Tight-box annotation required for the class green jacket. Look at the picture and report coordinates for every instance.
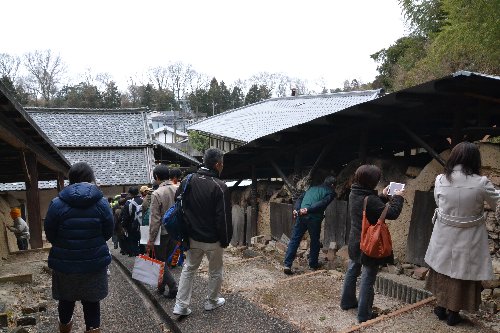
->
[295,184,336,222]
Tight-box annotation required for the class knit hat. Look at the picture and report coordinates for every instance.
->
[140,185,152,194]
[10,208,21,219]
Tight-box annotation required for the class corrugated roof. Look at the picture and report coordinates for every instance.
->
[26,108,149,147]
[188,90,381,143]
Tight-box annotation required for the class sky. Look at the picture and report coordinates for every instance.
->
[2,0,408,92]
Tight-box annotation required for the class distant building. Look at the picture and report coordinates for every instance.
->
[153,125,188,144]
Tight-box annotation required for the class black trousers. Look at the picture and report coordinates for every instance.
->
[58,300,100,330]
[17,238,29,251]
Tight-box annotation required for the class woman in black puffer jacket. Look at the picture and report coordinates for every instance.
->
[45,162,113,333]
[340,164,404,323]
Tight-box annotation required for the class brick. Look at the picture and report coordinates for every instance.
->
[0,274,32,284]
[250,235,264,245]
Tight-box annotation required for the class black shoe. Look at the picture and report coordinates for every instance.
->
[340,302,358,310]
[433,306,447,320]
[447,311,462,326]
[283,266,293,275]
[164,288,178,299]
[309,262,324,270]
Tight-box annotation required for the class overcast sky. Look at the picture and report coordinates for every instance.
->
[2,0,407,91]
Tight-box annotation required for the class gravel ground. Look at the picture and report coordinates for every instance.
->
[112,246,300,333]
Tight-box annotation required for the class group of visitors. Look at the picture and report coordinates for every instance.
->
[37,140,498,331]
[43,148,232,332]
[285,142,499,326]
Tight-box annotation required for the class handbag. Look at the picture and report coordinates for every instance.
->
[131,249,165,287]
[360,196,393,259]
[163,174,193,244]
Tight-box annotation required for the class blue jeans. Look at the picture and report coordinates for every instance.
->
[340,260,378,323]
[283,217,321,268]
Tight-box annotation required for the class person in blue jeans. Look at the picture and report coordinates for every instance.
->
[340,164,404,323]
[283,176,336,274]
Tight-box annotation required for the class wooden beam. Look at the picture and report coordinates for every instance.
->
[57,173,65,192]
[248,164,258,245]
[398,122,446,166]
[22,151,43,249]
[269,159,295,193]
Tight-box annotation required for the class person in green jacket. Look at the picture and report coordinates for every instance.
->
[284,176,336,274]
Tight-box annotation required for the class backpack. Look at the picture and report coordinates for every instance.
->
[166,241,185,268]
[162,174,193,246]
[128,199,143,231]
[360,196,393,259]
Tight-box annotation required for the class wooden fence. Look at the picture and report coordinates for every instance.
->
[406,190,436,266]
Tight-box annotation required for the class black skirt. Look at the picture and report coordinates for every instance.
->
[52,268,108,302]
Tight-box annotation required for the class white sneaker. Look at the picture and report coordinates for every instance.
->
[204,297,225,311]
[173,304,192,316]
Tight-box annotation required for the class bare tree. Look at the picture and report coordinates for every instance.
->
[188,70,210,93]
[148,66,170,91]
[24,50,65,102]
[167,62,196,100]
[0,53,21,82]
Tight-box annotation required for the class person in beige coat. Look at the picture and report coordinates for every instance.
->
[148,164,179,298]
[425,142,499,326]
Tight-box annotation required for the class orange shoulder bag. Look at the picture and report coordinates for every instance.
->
[360,196,393,258]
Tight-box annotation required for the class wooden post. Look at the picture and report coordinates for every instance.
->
[308,143,333,182]
[249,164,258,244]
[398,122,445,166]
[22,152,43,249]
[269,159,295,193]
[56,172,65,192]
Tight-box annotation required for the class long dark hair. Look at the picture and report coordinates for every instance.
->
[444,141,481,182]
[353,164,381,190]
[68,162,96,184]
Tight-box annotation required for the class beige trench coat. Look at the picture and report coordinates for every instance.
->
[425,165,499,281]
[149,180,178,242]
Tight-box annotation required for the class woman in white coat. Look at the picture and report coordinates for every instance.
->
[425,142,499,326]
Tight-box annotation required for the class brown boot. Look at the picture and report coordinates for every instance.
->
[59,320,73,333]
[84,328,100,333]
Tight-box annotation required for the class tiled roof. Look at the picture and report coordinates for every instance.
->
[26,108,149,147]
[0,180,69,191]
[63,148,153,186]
[153,141,200,165]
[188,90,381,143]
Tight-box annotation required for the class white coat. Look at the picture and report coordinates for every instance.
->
[424,165,499,281]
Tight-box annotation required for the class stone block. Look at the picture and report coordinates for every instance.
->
[21,307,37,315]
[482,279,500,290]
[403,268,414,277]
[480,301,498,314]
[275,242,287,253]
[16,316,36,326]
[242,249,260,258]
[280,234,290,245]
[402,263,414,269]
[336,245,349,260]
[0,274,32,284]
[262,235,272,244]
[493,288,500,299]
[412,267,429,280]
[299,240,309,250]
[386,265,402,275]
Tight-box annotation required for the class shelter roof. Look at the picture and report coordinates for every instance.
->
[0,83,70,183]
[153,141,200,166]
[221,71,500,180]
[188,90,382,143]
[26,107,149,147]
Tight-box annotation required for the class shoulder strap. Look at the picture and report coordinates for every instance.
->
[379,203,390,221]
[178,174,193,199]
[363,196,368,212]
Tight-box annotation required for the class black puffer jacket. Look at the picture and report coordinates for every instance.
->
[347,184,404,266]
[177,167,233,247]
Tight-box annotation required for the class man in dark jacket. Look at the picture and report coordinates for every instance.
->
[173,148,233,317]
[121,186,143,256]
[283,176,336,274]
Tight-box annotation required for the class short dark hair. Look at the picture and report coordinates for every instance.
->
[68,162,95,184]
[353,164,381,190]
[323,176,336,187]
[445,141,481,181]
[203,148,224,170]
[169,168,182,179]
[128,186,139,196]
[153,164,169,181]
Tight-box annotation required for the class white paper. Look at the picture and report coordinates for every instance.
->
[140,226,160,245]
[131,256,163,287]
[388,182,405,195]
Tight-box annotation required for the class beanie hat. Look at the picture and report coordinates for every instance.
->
[10,208,21,219]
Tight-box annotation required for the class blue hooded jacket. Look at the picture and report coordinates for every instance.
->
[45,182,114,274]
